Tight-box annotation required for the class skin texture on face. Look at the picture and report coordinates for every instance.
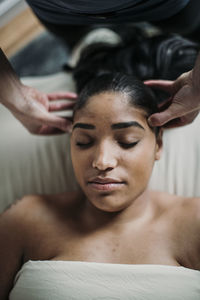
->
[70,91,162,215]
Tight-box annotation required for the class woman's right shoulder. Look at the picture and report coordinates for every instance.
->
[0,195,51,299]
[1,192,74,219]
[1,191,77,215]
[1,194,46,216]
[0,191,82,240]
[0,195,45,232]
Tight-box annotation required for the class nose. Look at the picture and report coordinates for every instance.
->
[92,141,118,171]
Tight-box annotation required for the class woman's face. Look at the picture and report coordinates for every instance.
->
[70,91,162,212]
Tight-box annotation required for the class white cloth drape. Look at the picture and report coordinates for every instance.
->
[9,260,200,300]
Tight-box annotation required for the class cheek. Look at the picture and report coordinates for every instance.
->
[124,142,156,182]
[70,145,91,181]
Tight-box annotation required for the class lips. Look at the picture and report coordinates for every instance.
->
[89,177,124,184]
[87,177,125,191]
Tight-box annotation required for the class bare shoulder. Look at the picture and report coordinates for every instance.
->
[0,195,46,246]
[149,190,183,212]
[1,191,82,237]
[179,196,200,224]
[1,194,46,221]
[1,193,61,235]
[149,191,200,269]
[151,190,199,208]
[0,195,38,255]
[175,196,200,268]
[0,192,81,298]
[153,191,200,222]
[149,190,200,221]
[2,191,79,215]
[0,195,42,299]
[0,195,35,227]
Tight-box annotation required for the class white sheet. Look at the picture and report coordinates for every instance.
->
[9,260,200,300]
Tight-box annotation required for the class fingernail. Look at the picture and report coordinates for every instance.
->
[147,118,153,127]
[71,93,77,97]
[66,124,72,133]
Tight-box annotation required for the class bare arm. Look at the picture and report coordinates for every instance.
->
[0,202,24,299]
[0,48,22,109]
[0,48,77,134]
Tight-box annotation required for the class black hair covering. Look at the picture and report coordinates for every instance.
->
[73,26,199,94]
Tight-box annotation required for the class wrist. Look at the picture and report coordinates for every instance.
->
[0,80,24,111]
[0,48,23,108]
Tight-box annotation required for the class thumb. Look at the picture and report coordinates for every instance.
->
[148,104,181,126]
[40,111,72,131]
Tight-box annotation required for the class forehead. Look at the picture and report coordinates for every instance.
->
[74,91,148,125]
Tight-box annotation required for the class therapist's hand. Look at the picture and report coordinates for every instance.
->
[145,70,200,128]
[0,48,77,134]
[10,85,77,135]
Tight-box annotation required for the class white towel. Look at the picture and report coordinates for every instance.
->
[9,260,200,300]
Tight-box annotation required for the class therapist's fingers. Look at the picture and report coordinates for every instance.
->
[157,97,173,110]
[37,126,67,135]
[148,100,185,127]
[148,105,199,128]
[49,101,75,112]
[35,111,72,132]
[144,80,174,94]
[161,111,199,128]
[47,91,77,100]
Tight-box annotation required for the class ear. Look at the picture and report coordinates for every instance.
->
[155,128,163,161]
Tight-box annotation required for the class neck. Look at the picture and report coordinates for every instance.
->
[80,190,154,231]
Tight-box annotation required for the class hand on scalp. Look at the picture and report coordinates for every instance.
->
[144,70,200,128]
[12,85,77,135]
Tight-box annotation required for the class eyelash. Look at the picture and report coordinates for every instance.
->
[119,141,139,149]
[76,141,139,149]
[76,142,93,148]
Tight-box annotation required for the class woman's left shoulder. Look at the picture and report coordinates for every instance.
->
[180,196,200,224]
[170,194,200,221]
[150,190,200,220]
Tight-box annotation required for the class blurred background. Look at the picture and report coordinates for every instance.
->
[0,0,68,76]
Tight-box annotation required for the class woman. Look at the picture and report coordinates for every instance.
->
[1,28,200,299]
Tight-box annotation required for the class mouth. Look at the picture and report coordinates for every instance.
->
[87,178,126,191]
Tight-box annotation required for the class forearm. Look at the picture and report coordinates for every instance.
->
[0,48,23,110]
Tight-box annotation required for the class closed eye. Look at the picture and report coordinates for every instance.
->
[119,141,139,149]
[76,141,139,149]
[76,142,93,148]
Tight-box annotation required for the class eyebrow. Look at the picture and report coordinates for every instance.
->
[73,123,95,130]
[111,121,144,130]
[73,121,145,131]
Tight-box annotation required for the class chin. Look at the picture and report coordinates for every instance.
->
[89,193,130,213]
